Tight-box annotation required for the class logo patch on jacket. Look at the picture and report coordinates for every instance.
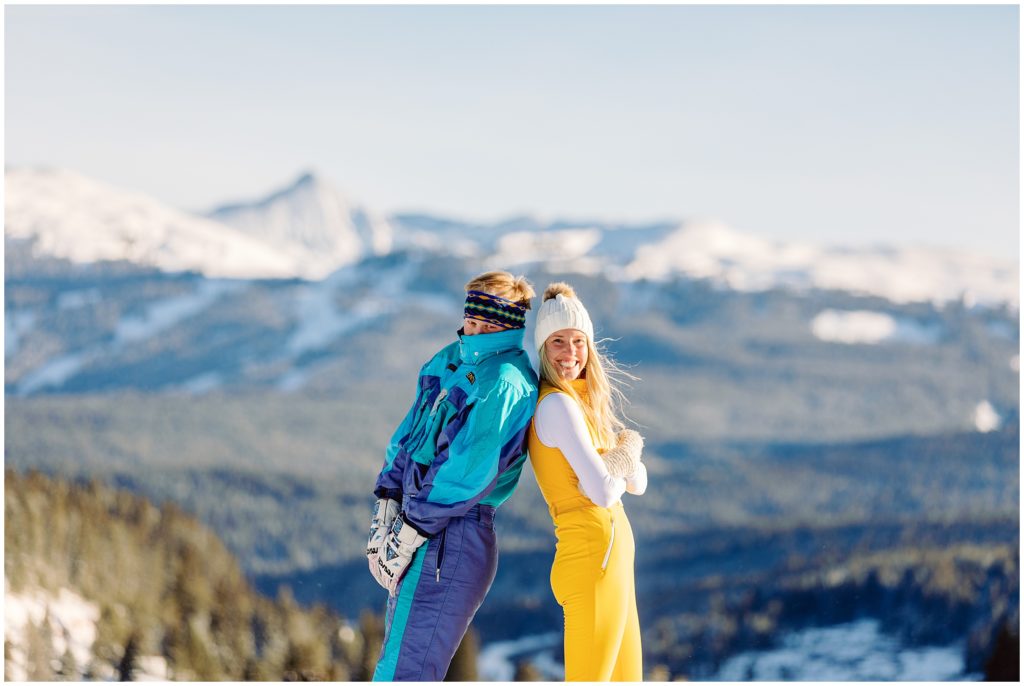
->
[466,372,476,384]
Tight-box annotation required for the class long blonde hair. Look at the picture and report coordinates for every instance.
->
[537,283,634,451]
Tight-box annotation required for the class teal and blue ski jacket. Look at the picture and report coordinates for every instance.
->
[374,326,539,536]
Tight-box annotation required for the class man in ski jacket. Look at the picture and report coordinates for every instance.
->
[366,270,539,681]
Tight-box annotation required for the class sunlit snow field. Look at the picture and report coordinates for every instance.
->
[478,619,977,682]
[713,619,975,681]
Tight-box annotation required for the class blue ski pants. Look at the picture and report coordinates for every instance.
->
[372,504,497,681]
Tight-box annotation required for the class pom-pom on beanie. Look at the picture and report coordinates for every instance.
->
[533,283,594,351]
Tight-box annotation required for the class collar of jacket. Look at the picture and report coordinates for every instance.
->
[457,326,525,365]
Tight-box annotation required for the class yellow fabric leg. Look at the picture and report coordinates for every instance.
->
[552,507,642,682]
[610,516,643,681]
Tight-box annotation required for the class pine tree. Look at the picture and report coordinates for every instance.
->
[444,628,479,681]
[25,616,56,681]
[4,639,15,681]
[5,469,372,682]
[58,639,78,680]
[242,656,264,681]
[513,659,542,681]
[984,621,1020,681]
[118,632,139,681]
[358,610,384,680]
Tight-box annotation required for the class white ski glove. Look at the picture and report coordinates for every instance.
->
[601,429,644,479]
[373,514,428,597]
[367,498,400,584]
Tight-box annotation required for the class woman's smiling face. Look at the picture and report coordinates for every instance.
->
[544,328,589,380]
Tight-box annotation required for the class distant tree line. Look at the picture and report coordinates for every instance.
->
[4,469,481,681]
[644,541,1019,680]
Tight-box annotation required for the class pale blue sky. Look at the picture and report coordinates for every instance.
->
[5,4,1019,257]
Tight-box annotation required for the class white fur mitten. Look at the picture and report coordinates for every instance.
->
[601,429,644,479]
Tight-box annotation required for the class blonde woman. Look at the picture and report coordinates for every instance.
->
[527,283,647,681]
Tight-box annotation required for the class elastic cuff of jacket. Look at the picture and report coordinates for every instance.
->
[375,487,403,501]
[400,512,433,539]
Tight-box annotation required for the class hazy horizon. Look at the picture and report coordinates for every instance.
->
[5,4,1019,259]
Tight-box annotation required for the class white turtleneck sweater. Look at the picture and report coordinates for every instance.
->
[533,392,648,508]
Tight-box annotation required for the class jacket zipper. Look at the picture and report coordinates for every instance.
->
[601,518,616,571]
[436,527,447,582]
[407,388,445,452]
[429,388,448,417]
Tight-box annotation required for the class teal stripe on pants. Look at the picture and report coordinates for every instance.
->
[372,545,428,681]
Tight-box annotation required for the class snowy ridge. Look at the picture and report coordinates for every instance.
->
[12,280,243,396]
[5,168,297,279]
[6,168,1018,307]
[407,214,1017,307]
[488,228,605,275]
[208,171,393,279]
[624,220,1019,307]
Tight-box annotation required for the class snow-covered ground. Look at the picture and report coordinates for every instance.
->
[478,632,562,681]
[13,280,239,395]
[15,351,89,395]
[972,401,1002,433]
[4,583,168,681]
[285,272,383,358]
[5,254,466,395]
[4,310,37,356]
[484,620,976,681]
[178,371,225,395]
[57,288,103,311]
[713,618,974,681]
[5,584,99,681]
[114,280,239,346]
[810,309,943,345]
[276,259,456,392]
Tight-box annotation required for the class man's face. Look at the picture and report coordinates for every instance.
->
[463,317,504,336]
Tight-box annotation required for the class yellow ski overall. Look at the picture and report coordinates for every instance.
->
[528,381,642,681]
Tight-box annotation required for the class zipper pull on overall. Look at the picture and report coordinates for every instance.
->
[435,528,447,582]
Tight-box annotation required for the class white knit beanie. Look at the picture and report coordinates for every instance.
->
[534,292,594,352]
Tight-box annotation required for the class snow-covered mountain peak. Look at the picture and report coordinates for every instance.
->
[4,167,298,279]
[291,170,319,188]
[227,169,327,210]
[208,171,393,278]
